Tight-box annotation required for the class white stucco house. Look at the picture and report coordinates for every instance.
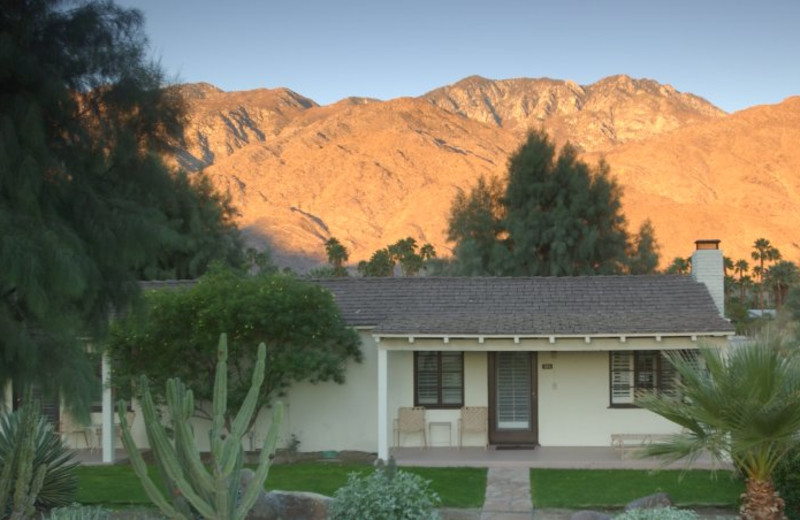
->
[66,240,735,463]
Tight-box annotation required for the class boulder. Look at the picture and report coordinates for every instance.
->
[240,469,331,520]
[250,490,331,520]
[625,492,674,511]
[571,511,612,520]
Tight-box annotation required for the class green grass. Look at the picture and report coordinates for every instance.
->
[75,462,487,508]
[530,469,744,509]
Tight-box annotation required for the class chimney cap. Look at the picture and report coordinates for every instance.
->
[695,239,721,250]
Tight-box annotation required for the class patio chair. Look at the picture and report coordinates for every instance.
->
[458,406,488,450]
[94,409,135,448]
[58,411,96,450]
[393,406,427,448]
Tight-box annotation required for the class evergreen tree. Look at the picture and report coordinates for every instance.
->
[446,176,508,275]
[447,131,654,276]
[0,1,240,416]
[627,219,660,275]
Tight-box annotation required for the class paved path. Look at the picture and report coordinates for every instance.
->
[480,467,533,520]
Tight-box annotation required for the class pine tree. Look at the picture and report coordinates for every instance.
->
[447,131,651,276]
[0,1,241,416]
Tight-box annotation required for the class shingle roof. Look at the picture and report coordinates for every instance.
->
[314,276,735,336]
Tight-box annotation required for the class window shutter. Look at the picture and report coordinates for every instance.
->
[416,352,439,405]
[610,351,634,405]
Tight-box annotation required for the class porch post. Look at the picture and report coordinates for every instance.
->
[377,346,389,461]
[101,352,114,463]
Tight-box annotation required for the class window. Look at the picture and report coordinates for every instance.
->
[414,351,464,408]
[609,350,695,407]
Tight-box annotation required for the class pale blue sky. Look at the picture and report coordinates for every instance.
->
[117,0,799,113]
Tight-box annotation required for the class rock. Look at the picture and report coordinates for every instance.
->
[249,491,331,520]
[240,468,331,520]
[571,511,612,520]
[625,492,674,511]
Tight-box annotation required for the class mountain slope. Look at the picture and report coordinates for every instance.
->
[168,77,798,270]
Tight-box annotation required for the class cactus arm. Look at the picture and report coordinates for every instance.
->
[211,334,229,457]
[229,343,266,440]
[236,401,284,520]
[166,381,215,496]
[117,399,186,520]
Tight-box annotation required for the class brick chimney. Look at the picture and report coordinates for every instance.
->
[691,239,724,317]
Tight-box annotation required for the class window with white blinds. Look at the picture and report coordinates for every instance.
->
[496,352,531,429]
[610,350,696,406]
[414,351,463,408]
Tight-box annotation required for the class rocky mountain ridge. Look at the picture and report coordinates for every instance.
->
[167,76,799,270]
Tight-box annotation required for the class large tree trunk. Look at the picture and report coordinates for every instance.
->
[740,478,785,520]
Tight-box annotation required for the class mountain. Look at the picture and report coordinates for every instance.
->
[168,76,799,271]
[423,75,725,152]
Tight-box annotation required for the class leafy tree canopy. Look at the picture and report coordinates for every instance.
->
[107,266,362,425]
[0,0,242,417]
[447,131,658,276]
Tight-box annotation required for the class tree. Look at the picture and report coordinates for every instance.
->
[324,237,349,277]
[638,340,800,520]
[446,175,508,275]
[734,259,751,303]
[357,249,395,277]
[752,238,782,312]
[665,257,691,275]
[765,260,800,308]
[447,131,656,276]
[627,219,660,275]
[0,0,240,416]
[107,266,362,426]
[388,237,437,276]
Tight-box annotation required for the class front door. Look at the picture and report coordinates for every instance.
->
[488,352,538,446]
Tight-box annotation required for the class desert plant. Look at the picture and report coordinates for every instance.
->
[117,333,283,520]
[329,458,440,520]
[614,507,699,520]
[637,339,800,520]
[46,504,111,520]
[0,396,78,518]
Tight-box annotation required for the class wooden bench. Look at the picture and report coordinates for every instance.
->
[611,433,671,458]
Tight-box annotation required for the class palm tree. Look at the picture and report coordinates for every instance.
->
[752,238,782,312]
[765,260,800,308]
[324,237,349,277]
[666,256,691,275]
[637,339,800,520]
[734,259,750,303]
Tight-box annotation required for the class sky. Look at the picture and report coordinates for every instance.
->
[116,0,800,113]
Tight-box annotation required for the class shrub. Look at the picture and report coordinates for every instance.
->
[614,507,700,520]
[329,460,440,520]
[0,401,78,512]
[774,447,800,520]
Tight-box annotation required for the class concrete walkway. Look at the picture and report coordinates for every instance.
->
[480,467,533,520]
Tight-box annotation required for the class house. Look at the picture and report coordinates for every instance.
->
[64,240,735,462]
[301,240,733,459]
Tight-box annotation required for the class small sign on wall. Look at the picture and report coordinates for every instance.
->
[542,363,554,370]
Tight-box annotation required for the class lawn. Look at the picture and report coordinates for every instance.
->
[75,462,487,509]
[530,469,744,509]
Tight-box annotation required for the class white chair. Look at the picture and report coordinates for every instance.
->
[393,406,427,448]
[58,411,96,450]
[458,406,488,450]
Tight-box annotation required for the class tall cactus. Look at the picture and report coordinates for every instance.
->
[117,333,283,520]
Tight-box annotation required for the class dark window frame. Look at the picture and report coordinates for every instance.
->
[608,350,692,408]
[413,351,464,409]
